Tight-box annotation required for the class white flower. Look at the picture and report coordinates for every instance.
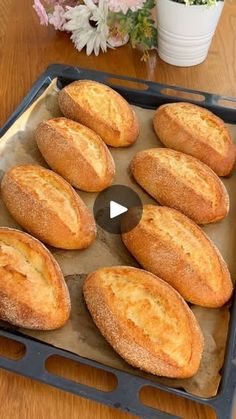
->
[108,0,146,15]
[64,0,109,56]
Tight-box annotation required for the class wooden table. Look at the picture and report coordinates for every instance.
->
[0,0,235,418]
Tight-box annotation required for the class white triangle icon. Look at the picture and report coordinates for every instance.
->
[110,201,128,219]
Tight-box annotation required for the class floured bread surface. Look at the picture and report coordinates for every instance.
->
[153,102,235,176]
[83,266,204,378]
[0,227,71,329]
[122,205,233,307]
[131,148,229,224]
[58,80,139,147]
[36,118,115,192]
[1,165,96,249]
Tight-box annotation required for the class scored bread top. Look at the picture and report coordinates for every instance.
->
[153,102,235,176]
[165,103,229,154]
[0,227,70,329]
[36,117,115,192]
[141,206,221,292]
[6,165,78,233]
[64,81,127,135]
[131,148,229,224]
[58,80,139,147]
[1,165,96,249]
[84,266,203,378]
[122,205,233,307]
[48,118,106,177]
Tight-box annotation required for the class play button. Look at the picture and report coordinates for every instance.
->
[110,201,127,219]
[93,185,143,234]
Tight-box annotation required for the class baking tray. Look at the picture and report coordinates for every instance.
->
[0,64,236,419]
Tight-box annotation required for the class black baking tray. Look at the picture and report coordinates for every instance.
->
[0,64,236,419]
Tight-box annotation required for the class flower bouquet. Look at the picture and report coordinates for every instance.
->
[33,0,157,58]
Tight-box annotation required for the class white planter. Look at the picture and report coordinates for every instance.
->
[156,0,224,67]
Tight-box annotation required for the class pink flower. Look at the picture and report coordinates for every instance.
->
[33,0,48,25]
[108,33,129,47]
[48,4,66,30]
[108,23,129,47]
[108,0,146,14]
[45,0,78,4]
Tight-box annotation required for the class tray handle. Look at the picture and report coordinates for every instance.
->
[50,64,236,122]
[217,96,236,109]
[43,371,181,419]
[2,63,235,136]
[0,329,180,419]
[151,84,236,123]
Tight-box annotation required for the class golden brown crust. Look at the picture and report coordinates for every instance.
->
[0,227,71,329]
[1,165,97,249]
[122,205,233,308]
[58,80,139,147]
[83,266,204,378]
[36,117,115,192]
[153,102,236,176]
[131,148,229,224]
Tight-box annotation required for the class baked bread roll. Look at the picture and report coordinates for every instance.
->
[36,118,115,192]
[58,80,139,147]
[0,227,70,329]
[153,102,235,176]
[131,148,229,224]
[83,266,204,378]
[122,205,233,308]
[1,165,96,249]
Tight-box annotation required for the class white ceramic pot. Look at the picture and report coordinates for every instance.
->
[156,0,224,67]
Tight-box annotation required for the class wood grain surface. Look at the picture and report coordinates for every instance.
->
[0,0,235,418]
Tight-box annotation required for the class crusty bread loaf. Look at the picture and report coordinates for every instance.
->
[131,148,229,224]
[122,205,233,308]
[58,80,139,147]
[36,117,115,192]
[0,227,71,329]
[83,266,204,378]
[153,102,235,176]
[1,165,96,249]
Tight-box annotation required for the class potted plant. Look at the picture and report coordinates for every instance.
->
[156,0,224,67]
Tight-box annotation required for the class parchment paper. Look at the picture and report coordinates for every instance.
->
[0,79,235,398]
